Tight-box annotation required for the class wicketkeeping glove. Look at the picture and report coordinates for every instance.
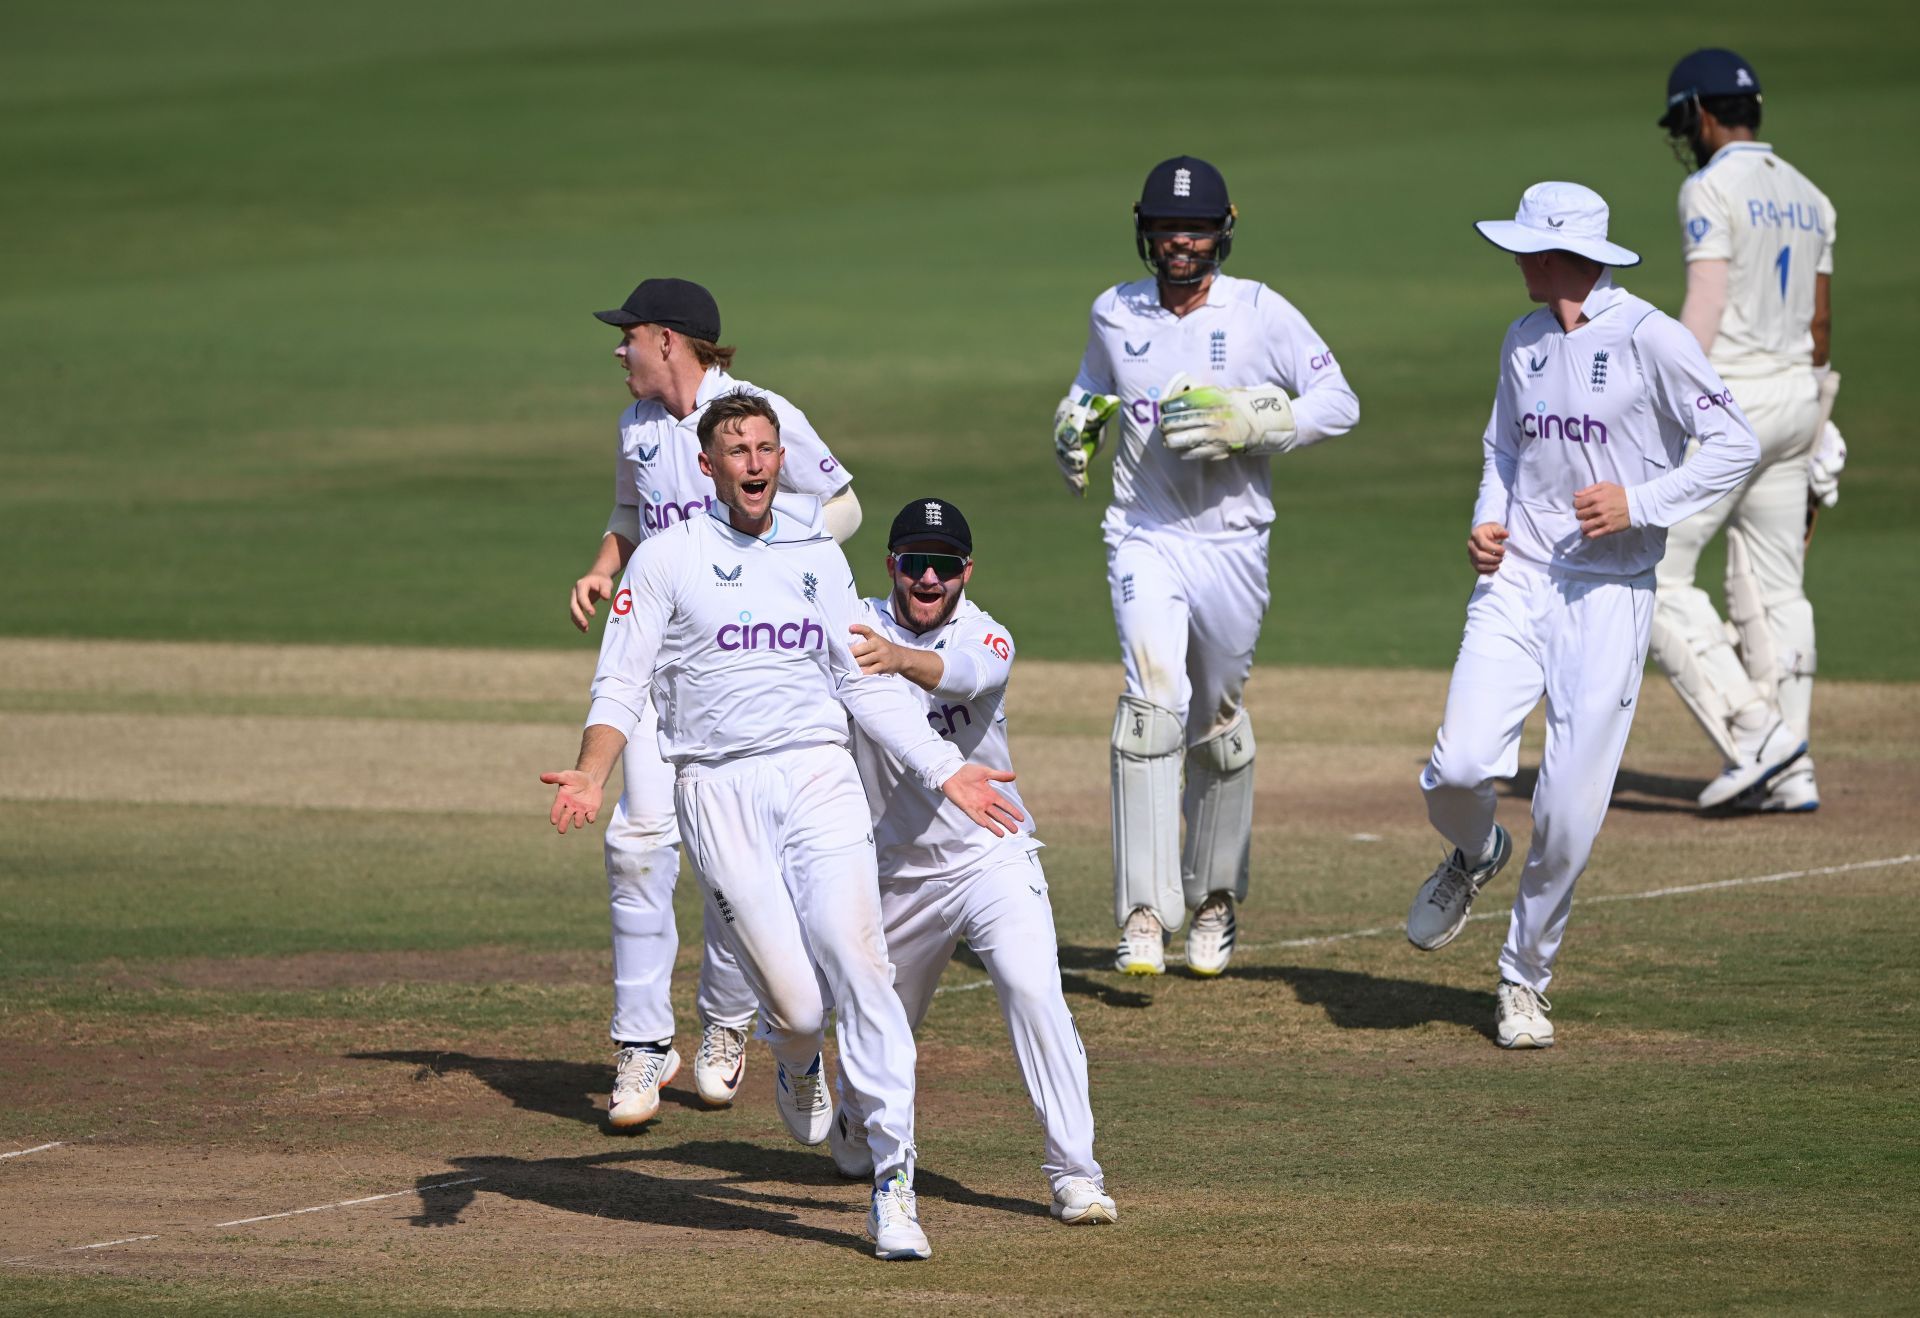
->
[1806,420,1846,508]
[1053,390,1121,497]
[1158,374,1298,461]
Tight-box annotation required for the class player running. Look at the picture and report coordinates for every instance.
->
[831,497,1116,1226]
[1053,156,1360,976]
[1404,182,1760,1049]
[568,278,863,1129]
[1650,49,1842,813]
[544,392,1022,1261]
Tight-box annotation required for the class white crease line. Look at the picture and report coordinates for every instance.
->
[930,851,1920,987]
[214,1175,485,1227]
[0,1142,66,1160]
[68,1235,159,1252]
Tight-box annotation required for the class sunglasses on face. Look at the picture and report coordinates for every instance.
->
[891,552,969,581]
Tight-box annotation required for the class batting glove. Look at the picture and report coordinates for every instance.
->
[1807,420,1846,508]
[1159,377,1297,461]
[1053,390,1121,497]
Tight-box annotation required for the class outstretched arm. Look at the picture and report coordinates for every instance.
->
[540,723,628,834]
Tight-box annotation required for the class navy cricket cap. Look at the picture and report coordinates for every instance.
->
[888,497,971,555]
[1137,156,1231,220]
[1661,48,1762,127]
[594,277,722,340]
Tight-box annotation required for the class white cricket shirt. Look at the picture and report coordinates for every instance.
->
[1070,274,1359,537]
[614,368,851,538]
[1474,274,1761,580]
[587,499,963,790]
[847,595,1037,881]
[1678,142,1836,381]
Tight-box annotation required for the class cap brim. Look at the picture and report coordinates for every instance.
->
[1474,220,1641,268]
[593,309,643,326]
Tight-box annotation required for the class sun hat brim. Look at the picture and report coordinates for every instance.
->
[1475,220,1640,268]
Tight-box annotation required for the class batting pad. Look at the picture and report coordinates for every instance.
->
[1111,694,1184,930]
[1182,707,1256,909]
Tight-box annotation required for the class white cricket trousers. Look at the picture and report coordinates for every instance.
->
[1107,522,1269,744]
[676,743,919,1184]
[604,695,755,1045]
[1655,368,1823,744]
[839,849,1103,1194]
[1421,560,1653,992]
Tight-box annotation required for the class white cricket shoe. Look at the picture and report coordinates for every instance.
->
[1114,906,1167,975]
[1744,762,1820,814]
[1185,892,1237,977]
[1698,719,1807,809]
[693,1022,748,1107]
[774,1053,833,1146]
[829,1107,875,1180]
[1495,980,1554,1049]
[608,1045,680,1129]
[867,1171,931,1260]
[1050,1177,1118,1225]
[1406,825,1512,952]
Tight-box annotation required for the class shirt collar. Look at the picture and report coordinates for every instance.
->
[704,501,779,545]
[1706,140,1773,168]
[682,367,735,421]
[1579,270,1625,321]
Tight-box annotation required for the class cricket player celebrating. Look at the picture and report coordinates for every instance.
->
[544,392,1022,1261]
[568,278,863,1129]
[829,497,1116,1226]
[1053,156,1360,976]
[1404,182,1760,1049]
[1651,49,1841,812]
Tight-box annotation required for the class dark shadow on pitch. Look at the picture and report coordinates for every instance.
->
[1497,765,1708,815]
[348,1049,706,1131]
[953,945,1151,1009]
[1225,965,1496,1038]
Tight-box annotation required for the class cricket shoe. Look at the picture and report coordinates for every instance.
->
[829,1107,875,1180]
[1050,1177,1118,1225]
[1734,762,1820,814]
[867,1171,931,1260]
[1698,719,1807,810]
[1406,824,1513,952]
[1495,980,1554,1049]
[775,1053,833,1146]
[693,1022,748,1107]
[1185,892,1236,977]
[608,1044,680,1129]
[1114,906,1168,975]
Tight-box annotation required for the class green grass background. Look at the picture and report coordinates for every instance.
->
[3,0,1915,675]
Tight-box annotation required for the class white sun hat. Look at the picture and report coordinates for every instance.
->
[1475,181,1641,268]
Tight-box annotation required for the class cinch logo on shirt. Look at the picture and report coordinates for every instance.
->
[1309,350,1337,371]
[715,613,825,652]
[644,492,716,530]
[1696,388,1736,411]
[1521,408,1610,445]
[927,702,973,738]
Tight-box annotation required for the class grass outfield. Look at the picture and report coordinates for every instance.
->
[3,0,1918,675]
[2,639,1917,1313]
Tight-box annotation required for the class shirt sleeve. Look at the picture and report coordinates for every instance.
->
[931,611,1015,701]
[1678,172,1733,264]
[1256,286,1359,448]
[1471,333,1518,529]
[612,407,642,506]
[1070,295,1117,396]
[1817,189,1837,276]
[1625,314,1761,530]
[768,391,852,498]
[819,555,964,790]
[587,536,677,736]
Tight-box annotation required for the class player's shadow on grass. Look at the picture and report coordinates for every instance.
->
[1499,765,1706,815]
[1232,965,1496,1038]
[956,944,1152,1009]
[348,1050,707,1131]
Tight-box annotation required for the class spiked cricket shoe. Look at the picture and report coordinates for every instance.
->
[1051,1177,1118,1225]
[1699,719,1807,809]
[1185,892,1237,977]
[693,1022,748,1107]
[867,1171,931,1260]
[608,1045,680,1129]
[775,1053,833,1146]
[1496,980,1554,1049]
[1114,906,1167,975]
[1406,825,1512,951]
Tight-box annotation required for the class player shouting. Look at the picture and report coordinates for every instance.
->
[569,278,863,1129]
[833,497,1116,1226]
[1650,49,1842,812]
[543,392,1021,1261]
[1404,182,1760,1049]
[1053,156,1360,976]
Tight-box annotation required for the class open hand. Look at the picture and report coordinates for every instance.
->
[940,763,1025,836]
[540,770,602,834]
